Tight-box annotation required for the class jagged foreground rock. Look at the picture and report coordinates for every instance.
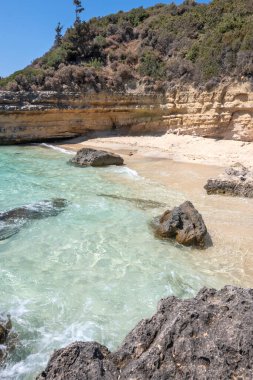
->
[204,163,253,198]
[70,148,124,167]
[151,201,208,247]
[37,286,253,379]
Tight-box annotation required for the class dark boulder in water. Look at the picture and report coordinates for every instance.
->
[0,198,68,221]
[151,201,208,248]
[0,314,18,366]
[37,286,253,380]
[0,198,68,240]
[204,163,253,198]
[70,148,124,167]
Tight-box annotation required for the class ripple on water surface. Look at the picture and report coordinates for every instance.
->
[0,145,234,379]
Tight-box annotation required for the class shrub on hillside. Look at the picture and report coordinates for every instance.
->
[139,51,166,79]
[1,0,253,92]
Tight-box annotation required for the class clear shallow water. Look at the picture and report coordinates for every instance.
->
[0,146,227,379]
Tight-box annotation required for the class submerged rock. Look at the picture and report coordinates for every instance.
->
[204,162,253,197]
[0,198,68,240]
[0,198,67,221]
[151,201,208,247]
[98,194,166,210]
[0,314,18,366]
[37,286,253,379]
[70,148,124,167]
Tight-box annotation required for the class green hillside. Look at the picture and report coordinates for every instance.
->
[1,0,253,93]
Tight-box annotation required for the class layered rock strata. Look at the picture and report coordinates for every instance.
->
[1,82,253,144]
[204,163,253,197]
[162,82,253,141]
[37,286,253,380]
[0,91,165,144]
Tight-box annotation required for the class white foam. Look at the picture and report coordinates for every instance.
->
[0,353,45,380]
[40,143,75,155]
[0,320,98,380]
[110,166,141,179]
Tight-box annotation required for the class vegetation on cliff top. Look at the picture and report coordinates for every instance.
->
[1,0,253,93]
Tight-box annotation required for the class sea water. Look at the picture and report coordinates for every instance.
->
[0,145,230,379]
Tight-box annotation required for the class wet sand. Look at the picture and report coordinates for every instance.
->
[58,134,253,287]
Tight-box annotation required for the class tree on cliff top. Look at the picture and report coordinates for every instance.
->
[74,0,84,24]
[54,22,63,47]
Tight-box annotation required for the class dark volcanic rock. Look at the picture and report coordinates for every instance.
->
[70,148,124,167]
[0,198,68,240]
[204,162,253,197]
[36,342,118,380]
[151,201,208,247]
[37,286,253,379]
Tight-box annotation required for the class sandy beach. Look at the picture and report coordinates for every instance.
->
[59,132,253,168]
[57,133,253,204]
[58,133,253,288]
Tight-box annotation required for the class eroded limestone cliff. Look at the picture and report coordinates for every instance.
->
[162,82,253,141]
[0,91,165,144]
[0,82,253,144]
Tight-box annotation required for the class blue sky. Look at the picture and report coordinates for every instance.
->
[0,0,209,78]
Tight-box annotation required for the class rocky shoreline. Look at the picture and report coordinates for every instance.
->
[34,155,253,379]
[2,1,253,375]
[1,145,253,377]
[1,94,253,377]
[37,286,253,379]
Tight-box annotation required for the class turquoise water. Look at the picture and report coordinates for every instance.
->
[0,145,226,379]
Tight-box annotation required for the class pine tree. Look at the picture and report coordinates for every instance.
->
[73,0,84,24]
[54,22,63,47]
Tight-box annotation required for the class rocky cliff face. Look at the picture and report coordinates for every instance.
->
[0,82,253,144]
[0,91,166,144]
[37,286,253,380]
[162,82,253,141]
